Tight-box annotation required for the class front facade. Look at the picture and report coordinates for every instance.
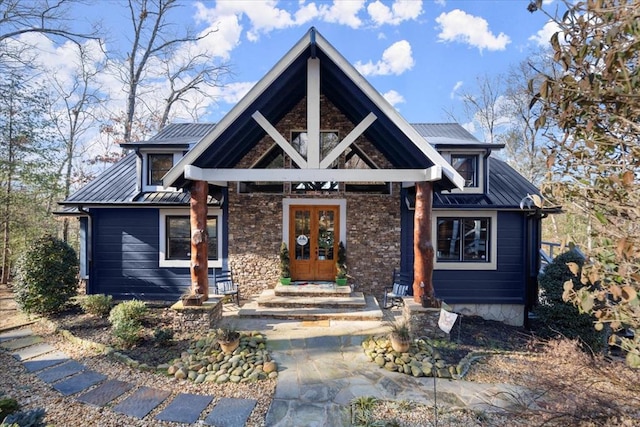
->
[59,29,543,326]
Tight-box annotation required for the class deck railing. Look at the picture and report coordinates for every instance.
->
[540,241,586,273]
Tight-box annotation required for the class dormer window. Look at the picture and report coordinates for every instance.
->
[451,154,478,188]
[148,154,174,186]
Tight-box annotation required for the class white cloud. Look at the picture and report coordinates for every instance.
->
[450,81,463,99]
[367,0,423,26]
[435,0,446,5]
[435,9,510,52]
[217,81,256,104]
[317,0,365,28]
[355,40,414,76]
[529,21,560,47]
[383,89,405,107]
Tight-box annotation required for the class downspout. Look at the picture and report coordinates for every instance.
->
[78,206,93,293]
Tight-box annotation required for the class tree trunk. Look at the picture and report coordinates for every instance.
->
[190,180,208,300]
[413,181,434,304]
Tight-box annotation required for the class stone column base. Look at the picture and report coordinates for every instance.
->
[170,298,222,335]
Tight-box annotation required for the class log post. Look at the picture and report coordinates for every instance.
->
[190,180,209,300]
[413,181,434,304]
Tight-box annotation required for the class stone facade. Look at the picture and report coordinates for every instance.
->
[227,95,401,301]
[402,298,449,340]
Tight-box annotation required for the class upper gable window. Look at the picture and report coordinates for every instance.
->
[148,154,174,186]
[292,131,339,193]
[239,145,284,194]
[451,154,478,188]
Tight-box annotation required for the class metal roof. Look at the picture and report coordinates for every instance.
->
[430,157,541,209]
[61,152,221,207]
[121,123,217,148]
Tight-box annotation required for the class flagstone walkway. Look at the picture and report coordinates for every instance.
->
[0,327,256,426]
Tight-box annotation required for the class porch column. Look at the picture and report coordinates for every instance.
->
[413,181,435,304]
[190,180,209,300]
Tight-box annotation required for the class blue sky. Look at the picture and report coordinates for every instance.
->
[23,0,560,146]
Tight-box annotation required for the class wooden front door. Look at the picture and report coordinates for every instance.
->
[289,205,340,281]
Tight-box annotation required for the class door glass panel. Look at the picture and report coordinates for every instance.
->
[317,210,335,261]
[294,210,311,260]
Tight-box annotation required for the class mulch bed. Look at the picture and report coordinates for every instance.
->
[50,305,193,367]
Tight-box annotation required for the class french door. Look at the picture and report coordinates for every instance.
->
[289,205,340,281]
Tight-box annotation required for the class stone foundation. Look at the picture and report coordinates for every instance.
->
[402,298,449,340]
[449,303,525,326]
[170,298,223,335]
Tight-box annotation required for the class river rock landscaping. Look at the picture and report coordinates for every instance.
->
[163,331,278,384]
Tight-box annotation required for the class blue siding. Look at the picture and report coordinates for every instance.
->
[401,200,528,304]
[90,208,191,300]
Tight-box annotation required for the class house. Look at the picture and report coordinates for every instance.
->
[58,28,545,326]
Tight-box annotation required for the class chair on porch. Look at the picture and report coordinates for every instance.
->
[383,268,411,309]
[213,269,240,305]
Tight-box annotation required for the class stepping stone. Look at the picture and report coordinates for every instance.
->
[12,343,56,361]
[52,370,106,396]
[155,393,214,424]
[37,360,85,383]
[204,398,257,427]
[0,328,33,342]
[113,386,171,419]
[77,379,134,407]
[23,351,69,372]
[0,335,42,350]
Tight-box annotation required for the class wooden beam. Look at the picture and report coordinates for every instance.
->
[413,181,434,304]
[190,180,209,300]
[252,111,308,168]
[307,58,320,168]
[184,165,442,183]
[320,112,377,169]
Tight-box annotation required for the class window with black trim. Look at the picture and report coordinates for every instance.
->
[292,131,339,192]
[451,154,478,187]
[165,216,218,260]
[148,154,174,186]
[436,217,490,262]
[239,145,284,193]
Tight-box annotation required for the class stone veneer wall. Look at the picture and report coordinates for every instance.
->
[227,95,401,301]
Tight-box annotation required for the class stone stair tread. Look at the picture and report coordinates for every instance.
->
[274,283,352,297]
[156,393,214,424]
[257,290,366,308]
[238,295,383,321]
[113,386,171,419]
[77,379,134,407]
[204,397,257,427]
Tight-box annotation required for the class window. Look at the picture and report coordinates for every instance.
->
[433,211,497,270]
[292,131,340,192]
[238,145,284,193]
[147,154,174,186]
[451,154,478,187]
[159,209,222,268]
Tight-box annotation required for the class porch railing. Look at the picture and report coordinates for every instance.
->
[540,241,586,273]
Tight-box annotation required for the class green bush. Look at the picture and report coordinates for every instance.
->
[1,407,46,427]
[108,300,148,348]
[14,235,78,316]
[0,397,19,421]
[534,250,604,351]
[77,294,113,317]
[153,327,174,345]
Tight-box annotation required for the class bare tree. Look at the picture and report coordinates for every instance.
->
[116,0,228,142]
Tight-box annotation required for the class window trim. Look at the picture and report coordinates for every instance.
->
[159,208,223,268]
[142,151,182,191]
[432,210,497,270]
[440,150,484,194]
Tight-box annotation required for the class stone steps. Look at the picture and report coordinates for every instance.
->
[237,294,383,321]
[258,289,367,309]
[273,283,352,297]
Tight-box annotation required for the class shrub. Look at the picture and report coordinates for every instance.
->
[14,235,78,316]
[0,396,19,420]
[77,294,113,317]
[108,300,148,348]
[534,250,604,351]
[153,327,174,345]
[1,407,46,427]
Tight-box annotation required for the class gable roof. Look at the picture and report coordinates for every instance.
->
[164,28,464,191]
[121,123,217,149]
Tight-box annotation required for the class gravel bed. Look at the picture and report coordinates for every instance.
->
[2,322,275,426]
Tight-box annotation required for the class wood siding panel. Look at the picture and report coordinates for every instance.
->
[91,209,191,300]
[401,204,527,304]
